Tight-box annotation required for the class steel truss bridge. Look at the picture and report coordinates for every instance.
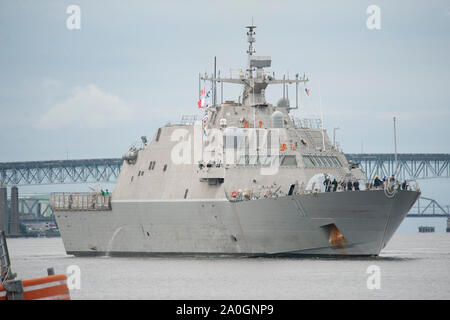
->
[0,154,449,219]
[1,154,449,186]
[0,158,122,186]
[346,153,450,181]
[408,197,449,218]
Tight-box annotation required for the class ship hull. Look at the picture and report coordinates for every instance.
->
[54,190,419,257]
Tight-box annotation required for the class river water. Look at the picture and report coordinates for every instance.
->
[6,233,450,299]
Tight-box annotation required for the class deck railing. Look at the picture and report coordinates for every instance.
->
[50,193,111,211]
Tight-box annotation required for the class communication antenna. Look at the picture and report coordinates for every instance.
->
[393,117,398,175]
[246,23,256,79]
[214,56,217,106]
[318,80,326,151]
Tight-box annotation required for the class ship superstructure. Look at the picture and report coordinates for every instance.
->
[51,25,420,257]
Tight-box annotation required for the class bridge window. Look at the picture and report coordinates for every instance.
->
[281,155,297,166]
[332,156,342,167]
[235,155,297,167]
[163,164,167,172]
[261,156,273,166]
[248,155,258,166]
[303,156,314,167]
[303,155,342,168]
[184,189,189,199]
[237,155,248,165]
[149,161,156,170]
[323,157,333,167]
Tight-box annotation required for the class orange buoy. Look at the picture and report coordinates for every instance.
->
[280,143,287,151]
[0,274,70,300]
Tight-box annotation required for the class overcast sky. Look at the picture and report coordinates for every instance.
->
[1,0,449,163]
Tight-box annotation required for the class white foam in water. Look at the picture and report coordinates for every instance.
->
[105,226,124,257]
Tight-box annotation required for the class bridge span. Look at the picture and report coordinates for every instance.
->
[1,154,449,186]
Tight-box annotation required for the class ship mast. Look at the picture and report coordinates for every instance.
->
[246,24,256,79]
[201,25,309,109]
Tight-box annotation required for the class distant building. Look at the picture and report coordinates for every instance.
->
[418,226,435,233]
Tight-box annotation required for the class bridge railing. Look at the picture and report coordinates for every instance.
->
[50,193,112,211]
[346,153,450,181]
[1,154,449,186]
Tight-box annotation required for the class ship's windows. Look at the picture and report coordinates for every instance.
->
[329,157,338,167]
[317,157,324,167]
[311,156,320,166]
[184,189,189,199]
[248,155,258,166]
[329,157,336,167]
[308,156,316,166]
[281,155,297,166]
[156,128,162,142]
[325,157,333,167]
[322,157,332,167]
[329,157,337,167]
[149,161,156,170]
[163,164,167,172]
[303,156,314,167]
[237,155,247,166]
[262,156,270,166]
[333,156,342,167]
[131,176,134,182]
[260,156,275,166]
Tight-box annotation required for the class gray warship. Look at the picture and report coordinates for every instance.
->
[51,25,420,257]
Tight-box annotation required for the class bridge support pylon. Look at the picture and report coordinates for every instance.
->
[0,186,7,234]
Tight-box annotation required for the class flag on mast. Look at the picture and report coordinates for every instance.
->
[198,88,212,108]
[305,88,311,96]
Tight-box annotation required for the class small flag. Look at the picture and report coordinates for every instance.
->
[197,99,203,108]
[305,88,310,96]
[200,88,205,96]
[202,113,208,123]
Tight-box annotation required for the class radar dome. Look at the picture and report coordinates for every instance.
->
[276,98,290,108]
[271,111,284,128]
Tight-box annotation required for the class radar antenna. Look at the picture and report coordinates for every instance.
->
[246,23,256,79]
[200,24,309,108]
